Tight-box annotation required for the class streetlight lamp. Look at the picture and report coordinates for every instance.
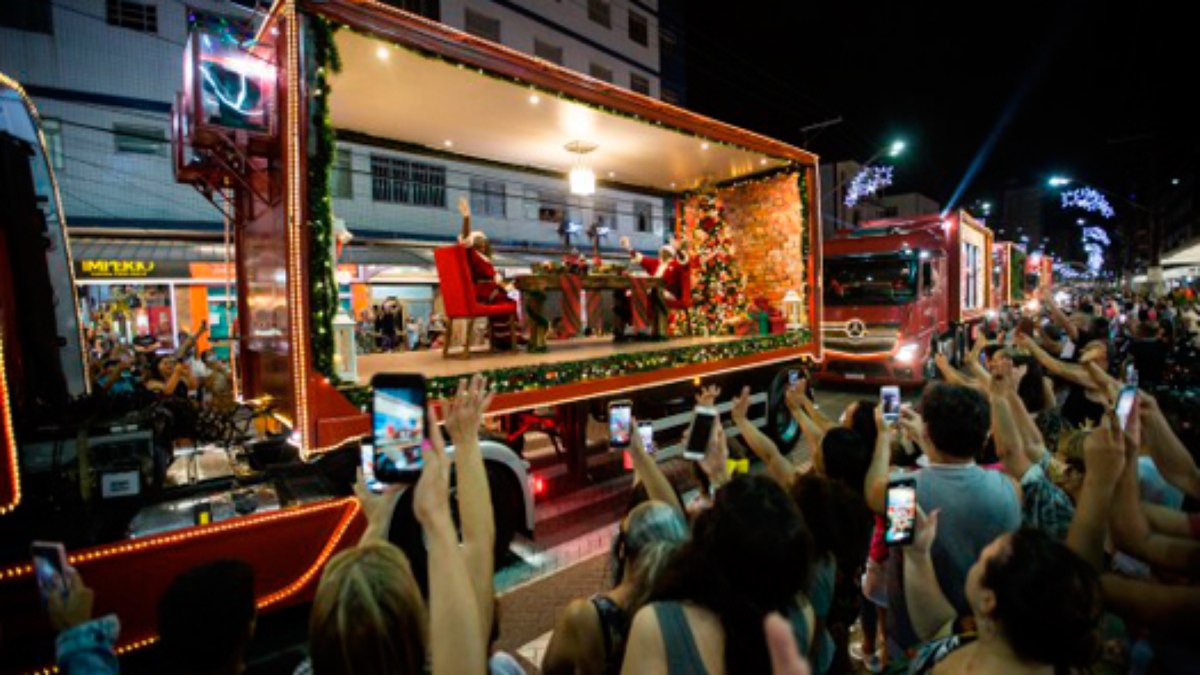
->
[1048,176,1072,187]
[888,140,907,158]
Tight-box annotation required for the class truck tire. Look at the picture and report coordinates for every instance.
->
[386,459,523,595]
[766,371,801,453]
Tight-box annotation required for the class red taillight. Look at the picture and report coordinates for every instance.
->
[622,450,633,471]
[532,476,546,496]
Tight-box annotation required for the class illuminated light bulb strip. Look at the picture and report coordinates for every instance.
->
[0,72,90,397]
[282,3,312,458]
[306,433,369,457]
[0,498,357,581]
[844,165,894,207]
[0,328,19,516]
[16,499,360,672]
[257,498,361,607]
[1060,187,1114,219]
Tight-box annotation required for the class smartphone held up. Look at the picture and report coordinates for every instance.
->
[880,386,901,424]
[368,373,429,485]
[608,400,633,448]
[685,406,718,461]
[884,477,917,546]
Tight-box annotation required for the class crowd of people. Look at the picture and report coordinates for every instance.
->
[357,304,447,354]
[37,283,1200,674]
[87,322,233,408]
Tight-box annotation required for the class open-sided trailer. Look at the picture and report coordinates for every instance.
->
[0,2,823,671]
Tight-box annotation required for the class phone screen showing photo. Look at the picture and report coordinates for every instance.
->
[373,385,426,481]
[885,482,917,546]
[609,404,632,448]
[637,423,655,454]
[880,386,901,422]
[31,542,67,600]
[788,369,799,387]
[1115,386,1137,432]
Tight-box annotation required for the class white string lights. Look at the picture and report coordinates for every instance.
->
[1061,187,1114,219]
[844,165,894,207]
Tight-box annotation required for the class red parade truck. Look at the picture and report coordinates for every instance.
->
[992,240,1027,309]
[0,2,824,670]
[818,210,994,385]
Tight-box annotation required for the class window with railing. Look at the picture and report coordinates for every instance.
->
[464,8,500,42]
[628,10,648,46]
[331,148,353,199]
[106,0,157,33]
[533,38,564,65]
[371,155,446,207]
[630,73,650,95]
[589,63,613,83]
[634,202,653,233]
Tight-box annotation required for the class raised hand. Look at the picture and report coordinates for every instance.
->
[619,236,631,250]
[414,409,454,534]
[47,567,93,632]
[696,384,721,408]
[458,196,471,218]
[911,507,941,558]
[699,426,729,486]
[730,386,752,425]
[1082,411,1126,488]
[897,405,925,443]
[442,375,494,447]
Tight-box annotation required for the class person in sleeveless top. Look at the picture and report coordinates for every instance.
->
[622,475,819,675]
[543,413,689,675]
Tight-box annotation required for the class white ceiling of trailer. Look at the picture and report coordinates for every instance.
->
[328,31,789,192]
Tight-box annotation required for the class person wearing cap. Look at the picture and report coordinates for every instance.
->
[457,197,516,349]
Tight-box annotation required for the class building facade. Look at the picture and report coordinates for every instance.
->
[1,0,677,344]
[818,161,939,240]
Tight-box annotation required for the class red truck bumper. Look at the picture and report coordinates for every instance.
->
[815,353,928,386]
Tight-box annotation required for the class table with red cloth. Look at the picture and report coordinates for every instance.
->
[513,273,664,352]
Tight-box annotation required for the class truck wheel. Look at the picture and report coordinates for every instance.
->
[766,371,801,453]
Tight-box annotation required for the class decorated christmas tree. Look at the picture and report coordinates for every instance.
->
[675,192,750,336]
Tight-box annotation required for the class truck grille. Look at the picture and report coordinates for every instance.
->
[821,321,900,355]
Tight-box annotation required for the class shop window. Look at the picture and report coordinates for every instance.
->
[331,147,353,199]
[533,38,563,65]
[587,0,611,28]
[106,0,157,34]
[114,123,166,155]
[470,178,507,218]
[589,63,613,83]
[464,8,500,43]
[628,10,648,46]
[0,0,53,33]
[371,155,446,207]
[630,73,650,95]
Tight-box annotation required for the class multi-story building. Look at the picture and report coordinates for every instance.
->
[998,185,1046,251]
[818,161,939,240]
[1,0,679,344]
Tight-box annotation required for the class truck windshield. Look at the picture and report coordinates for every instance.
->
[824,256,917,305]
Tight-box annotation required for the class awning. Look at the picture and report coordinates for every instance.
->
[71,238,234,280]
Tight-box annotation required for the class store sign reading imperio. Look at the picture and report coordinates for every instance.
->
[79,260,157,278]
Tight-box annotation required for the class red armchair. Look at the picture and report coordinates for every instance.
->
[434,246,518,358]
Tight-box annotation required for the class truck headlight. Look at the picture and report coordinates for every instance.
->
[895,342,920,363]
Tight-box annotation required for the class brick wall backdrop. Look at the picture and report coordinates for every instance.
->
[678,173,806,320]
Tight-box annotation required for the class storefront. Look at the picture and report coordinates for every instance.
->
[73,238,370,359]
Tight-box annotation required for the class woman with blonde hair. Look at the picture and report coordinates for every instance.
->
[301,375,499,675]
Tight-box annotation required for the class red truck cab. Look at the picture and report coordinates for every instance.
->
[819,211,994,385]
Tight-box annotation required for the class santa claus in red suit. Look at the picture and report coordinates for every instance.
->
[613,236,691,339]
[457,197,516,348]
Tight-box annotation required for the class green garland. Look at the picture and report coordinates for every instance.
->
[307,17,343,379]
[341,330,811,406]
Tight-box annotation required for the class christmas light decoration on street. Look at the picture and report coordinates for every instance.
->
[1061,187,1114,219]
[844,165,894,207]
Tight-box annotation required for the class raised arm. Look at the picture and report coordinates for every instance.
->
[457,196,471,240]
[864,406,893,515]
[439,375,497,640]
[1138,391,1200,499]
[1066,412,1126,571]
[1016,332,1091,386]
[732,386,796,486]
[628,414,684,515]
[784,387,825,467]
[934,353,982,392]
[1041,287,1079,341]
[904,508,957,641]
[414,423,487,675]
[989,379,1032,482]
[1108,397,1200,573]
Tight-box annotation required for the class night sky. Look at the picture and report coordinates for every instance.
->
[684,1,1198,216]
